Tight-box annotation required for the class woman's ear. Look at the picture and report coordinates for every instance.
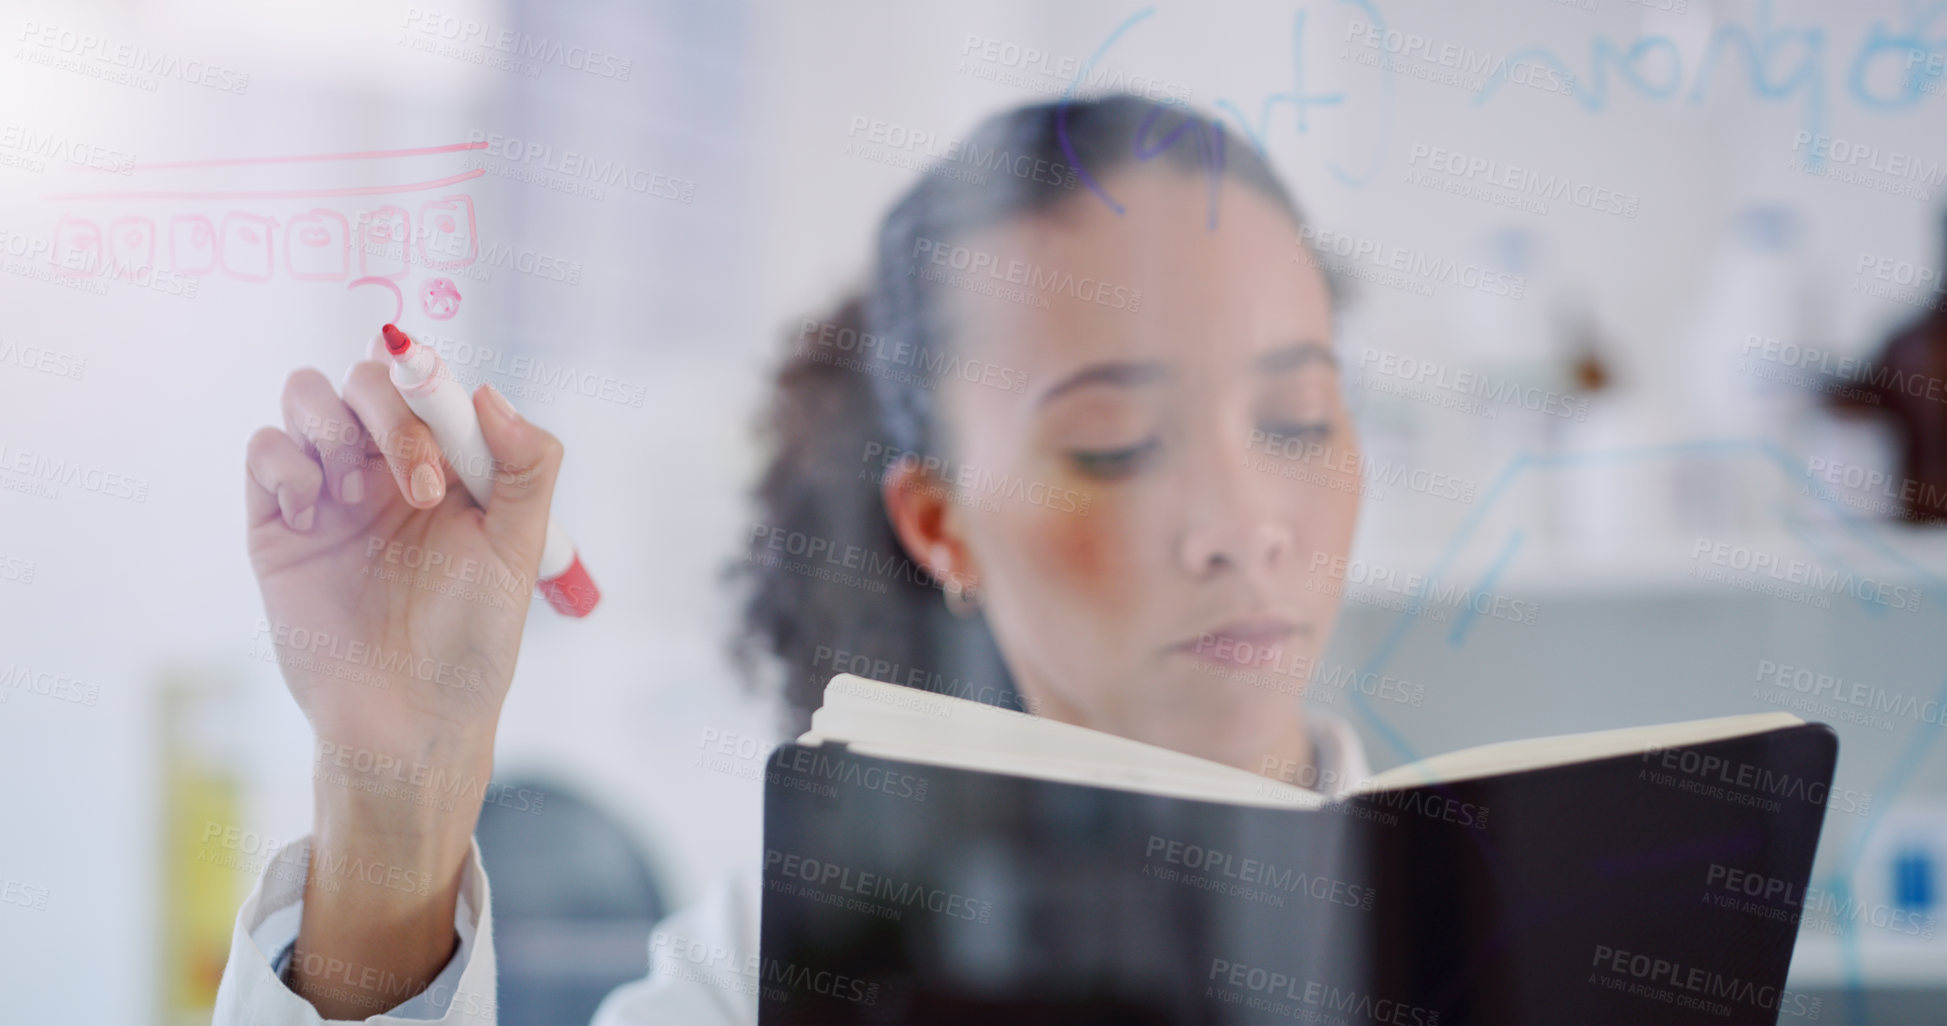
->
[880,456,978,593]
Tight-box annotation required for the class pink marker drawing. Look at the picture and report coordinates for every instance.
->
[348,276,405,323]
[286,208,349,281]
[417,194,476,270]
[358,205,410,279]
[219,213,274,282]
[170,215,216,274]
[109,217,155,272]
[48,142,492,288]
[52,217,100,272]
[421,277,461,319]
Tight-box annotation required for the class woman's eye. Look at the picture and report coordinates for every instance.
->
[1261,420,1334,454]
[1067,438,1161,479]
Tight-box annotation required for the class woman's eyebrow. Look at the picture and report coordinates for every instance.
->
[1255,341,1337,374]
[1034,360,1170,408]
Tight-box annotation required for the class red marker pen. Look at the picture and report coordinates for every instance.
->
[381,323,599,617]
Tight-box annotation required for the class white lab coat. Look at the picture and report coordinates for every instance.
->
[212,712,1371,1024]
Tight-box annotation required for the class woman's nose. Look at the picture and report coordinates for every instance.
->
[1177,511,1296,578]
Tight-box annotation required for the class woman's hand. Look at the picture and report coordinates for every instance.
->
[244,352,563,1017]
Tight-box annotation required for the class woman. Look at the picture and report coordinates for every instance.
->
[217,94,1369,1024]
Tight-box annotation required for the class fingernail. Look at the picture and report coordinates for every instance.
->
[292,505,316,532]
[411,463,443,505]
[340,468,364,504]
[481,384,520,422]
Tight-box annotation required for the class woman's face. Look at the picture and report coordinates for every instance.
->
[906,168,1359,770]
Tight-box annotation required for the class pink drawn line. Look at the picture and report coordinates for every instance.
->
[115,141,489,173]
[45,168,486,202]
[349,276,405,323]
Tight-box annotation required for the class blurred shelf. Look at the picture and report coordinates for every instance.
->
[1349,523,1947,598]
[1788,934,1947,988]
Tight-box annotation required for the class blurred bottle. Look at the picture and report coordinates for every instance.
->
[158,670,247,1025]
[1676,204,1823,534]
[1833,211,1947,522]
[1437,227,1568,541]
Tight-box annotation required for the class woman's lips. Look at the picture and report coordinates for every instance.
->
[1174,619,1303,668]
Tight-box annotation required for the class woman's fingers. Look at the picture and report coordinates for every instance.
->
[246,425,325,531]
[341,360,448,509]
[282,368,370,505]
[472,384,563,568]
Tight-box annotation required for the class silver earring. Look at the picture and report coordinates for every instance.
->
[942,573,981,618]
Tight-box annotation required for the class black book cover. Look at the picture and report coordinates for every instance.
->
[758,723,1837,1025]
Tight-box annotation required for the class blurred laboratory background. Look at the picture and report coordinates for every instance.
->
[1,0,1944,1022]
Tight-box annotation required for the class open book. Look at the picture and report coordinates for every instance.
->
[761,675,1837,1025]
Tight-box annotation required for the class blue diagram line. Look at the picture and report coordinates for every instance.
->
[1448,529,1526,648]
[1337,433,1943,1022]
[1344,452,1532,764]
[1057,7,1156,217]
[1347,437,1764,764]
[1776,510,1888,619]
